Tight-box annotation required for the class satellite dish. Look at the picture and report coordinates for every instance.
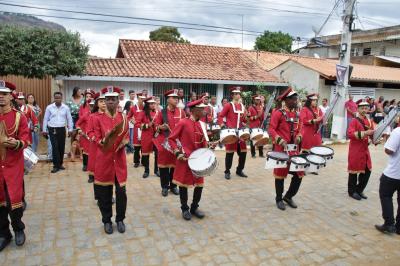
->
[313,53,320,58]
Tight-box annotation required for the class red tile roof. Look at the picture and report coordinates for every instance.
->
[85,40,281,83]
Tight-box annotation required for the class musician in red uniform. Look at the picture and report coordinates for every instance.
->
[77,89,95,172]
[218,86,248,179]
[93,86,129,234]
[248,95,265,158]
[168,98,211,220]
[15,92,39,144]
[135,97,159,178]
[153,89,185,197]
[347,99,375,201]
[86,92,106,184]
[0,81,30,251]
[128,93,146,168]
[268,88,304,210]
[300,93,323,152]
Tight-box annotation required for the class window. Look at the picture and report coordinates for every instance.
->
[363,47,371,55]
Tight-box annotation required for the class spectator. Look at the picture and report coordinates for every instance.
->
[345,94,357,138]
[42,92,74,173]
[26,94,41,153]
[118,90,127,112]
[319,98,330,138]
[66,87,84,128]
[177,88,185,109]
[124,90,137,145]
[210,96,218,123]
[155,96,163,111]
[374,96,385,124]
[383,100,390,114]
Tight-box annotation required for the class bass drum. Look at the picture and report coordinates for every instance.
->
[220,129,238,145]
[188,148,218,178]
[255,132,269,146]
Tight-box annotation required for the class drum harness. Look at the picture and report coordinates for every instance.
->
[306,106,319,134]
[230,102,245,130]
[279,108,299,145]
[355,116,371,145]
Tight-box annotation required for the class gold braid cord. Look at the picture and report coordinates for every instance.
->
[0,121,7,160]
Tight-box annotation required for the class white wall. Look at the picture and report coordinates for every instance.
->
[375,88,400,101]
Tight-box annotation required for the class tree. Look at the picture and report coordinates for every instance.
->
[0,25,89,78]
[254,30,293,53]
[149,26,190,43]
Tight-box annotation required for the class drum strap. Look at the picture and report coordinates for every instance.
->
[355,117,370,131]
[279,109,299,143]
[162,108,170,137]
[306,106,319,133]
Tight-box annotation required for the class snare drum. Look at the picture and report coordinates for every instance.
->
[238,128,250,141]
[289,156,309,172]
[188,148,218,178]
[250,128,263,141]
[24,147,39,172]
[220,129,238,144]
[265,152,289,169]
[211,125,221,133]
[305,155,326,173]
[310,146,334,161]
[255,132,269,146]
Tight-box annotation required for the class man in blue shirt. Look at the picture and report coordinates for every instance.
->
[42,92,73,173]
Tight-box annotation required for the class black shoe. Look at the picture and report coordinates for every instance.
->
[88,175,94,183]
[276,200,286,210]
[116,221,125,233]
[14,230,25,246]
[23,200,27,211]
[236,171,248,178]
[51,168,59,173]
[283,197,298,208]
[375,224,396,234]
[350,192,362,201]
[133,163,140,168]
[161,188,168,197]
[359,192,368,199]
[182,210,191,220]
[59,166,66,170]
[155,171,160,177]
[82,165,87,172]
[170,187,179,195]
[104,223,113,234]
[0,236,11,252]
[224,173,231,180]
[251,155,256,158]
[142,172,149,178]
[190,209,205,219]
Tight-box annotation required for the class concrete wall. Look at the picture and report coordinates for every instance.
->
[375,88,400,101]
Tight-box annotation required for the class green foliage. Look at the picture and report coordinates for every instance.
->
[254,30,293,53]
[0,25,89,78]
[149,26,190,43]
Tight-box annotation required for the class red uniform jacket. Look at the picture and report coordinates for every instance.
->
[76,112,91,154]
[300,106,323,151]
[268,107,303,179]
[347,115,374,173]
[87,112,102,175]
[128,104,144,146]
[93,111,129,186]
[247,104,264,128]
[218,102,247,152]
[153,107,185,168]
[135,110,158,155]
[0,109,30,210]
[20,104,38,143]
[168,118,207,187]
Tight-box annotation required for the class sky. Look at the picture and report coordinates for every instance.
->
[1,0,399,57]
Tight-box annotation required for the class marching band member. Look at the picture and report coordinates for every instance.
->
[300,93,323,153]
[268,88,304,211]
[128,92,146,168]
[0,81,30,250]
[218,86,248,180]
[347,99,375,201]
[135,97,158,178]
[77,89,95,172]
[93,86,129,234]
[168,98,212,220]
[153,89,185,197]
[248,95,264,158]
[15,92,39,144]
[199,92,214,139]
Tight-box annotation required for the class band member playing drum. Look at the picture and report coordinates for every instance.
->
[218,86,248,179]
[93,86,129,234]
[168,98,212,220]
[78,89,95,172]
[300,93,323,153]
[268,88,304,210]
[199,92,214,138]
[0,81,30,251]
[153,89,186,197]
[248,95,264,158]
[128,92,146,168]
[347,99,375,201]
[15,92,39,145]
[135,97,158,178]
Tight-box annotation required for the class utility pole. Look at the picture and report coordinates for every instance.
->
[331,0,356,140]
[241,14,244,48]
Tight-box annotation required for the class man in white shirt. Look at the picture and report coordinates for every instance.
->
[319,98,329,138]
[375,127,400,234]
[118,90,127,112]
[210,96,218,123]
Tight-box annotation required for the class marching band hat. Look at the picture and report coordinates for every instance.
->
[187,99,208,108]
[0,80,16,93]
[277,87,298,101]
[252,94,261,100]
[201,92,210,98]
[137,92,146,99]
[164,89,179,97]
[356,99,369,107]
[84,88,96,96]
[101,86,121,97]
[229,86,242,94]
[144,96,156,103]
[306,93,318,100]
[16,91,25,99]
[94,92,105,100]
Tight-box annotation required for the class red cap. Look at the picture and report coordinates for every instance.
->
[356,99,369,107]
[11,90,18,99]
[252,94,261,100]
[0,80,16,93]
[187,99,208,108]
[144,96,156,103]
[306,93,318,100]
[94,92,104,100]
[229,86,242,93]
[16,91,25,99]
[84,88,95,96]
[277,87,298,101]
[137,92,146,99]
[101,86,121,97]
[164,89,179,97]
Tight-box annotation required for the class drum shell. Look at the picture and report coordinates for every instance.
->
[265,152,288,169]
[188,148,218,178]
[310,146,334,162]
[255,132,269,146]
[238,128,250,141]
[250,128,263,141]
[305,155,326,173]
[220,129,238,144]
[289,156,309,172]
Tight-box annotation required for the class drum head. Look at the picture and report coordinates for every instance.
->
[306,155,326,165]
[221,135,238,145]
[267,152,289,160]
[188,148,216,172]
[310,146,334,156]
[290,156,307,165]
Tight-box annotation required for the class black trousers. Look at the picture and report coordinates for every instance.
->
[153,147,159,174]
[275,173,302,202]
[348,167,371,195]
[179,186,203,212]
[250,140,263,157]
[82,154,88,167]
[48,127,66,169]
[0,181,25,238]
[134,146,141,164]
[94,177,127,224]
[224,143,246,174]
[159,167,176,189]
[379,174,400,228]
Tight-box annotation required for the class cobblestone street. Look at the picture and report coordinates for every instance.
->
[1,144,400,265]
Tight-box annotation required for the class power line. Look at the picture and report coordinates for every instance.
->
[314,0,342,37]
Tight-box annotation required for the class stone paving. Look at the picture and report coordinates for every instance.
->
[1,144,400,265]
